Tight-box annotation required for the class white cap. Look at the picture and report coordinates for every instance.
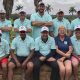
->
[41,26,49,32]
[0,30,2,34]
[19,26,26,31]
[38,1,45,6]
[0,9,6,13]
[74,25,80,30]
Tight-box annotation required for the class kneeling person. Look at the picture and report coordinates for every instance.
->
[8,26,34,80]
[33,26,59,80]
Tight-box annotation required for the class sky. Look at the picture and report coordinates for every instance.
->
[0,0,80,15]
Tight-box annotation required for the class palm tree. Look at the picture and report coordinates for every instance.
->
[45,4,53,14]
[3,0,14,19]
[34,0,42,12]
[16,5,23,11]
[69,7,76,16]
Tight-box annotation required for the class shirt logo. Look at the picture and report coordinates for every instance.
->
[64,41,67,45]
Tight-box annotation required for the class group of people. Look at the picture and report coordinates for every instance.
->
[0,1,80,80]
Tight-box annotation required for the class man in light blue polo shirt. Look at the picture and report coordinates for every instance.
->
[0,30,9,80]
[0,9,12,43]
[8,26,34,80]
[71,25,80,80]
[70,8,80,35]
[33,26,59,80]
[52,10,71,37]
[30,2,53,39]
[14,11,32,36]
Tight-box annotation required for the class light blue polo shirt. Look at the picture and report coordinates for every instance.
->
[0,19,12,43]
[52,18,71,37]
[11,35,34,56]
[0,38,9,57]
[14,18,31,36]
[35,36,56,56]
[71,35,80,55]
[30,12,52,39]
[70,18,80,30]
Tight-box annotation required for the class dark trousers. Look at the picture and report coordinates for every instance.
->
[33,57,60,80]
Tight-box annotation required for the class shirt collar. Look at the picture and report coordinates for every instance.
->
[18,35,27,41]
[40,36,50,43]
[56,18,64,22]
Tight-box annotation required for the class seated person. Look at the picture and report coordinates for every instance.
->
[55,26,72,80]
[71,25,80,80]
[0,30,9,80]
[33,26,60,80]
[8,26,34,80]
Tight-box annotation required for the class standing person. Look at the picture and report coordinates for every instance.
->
[33,26,60,80]
[14,11,32,36]
[0,30,10,80]
[51,10,71,37]
[30,2,53,39]
[0,9,12,43]
[70,8,80,35]
[55,26,72,80]
[71,25,80,80]
[8,26,34,80]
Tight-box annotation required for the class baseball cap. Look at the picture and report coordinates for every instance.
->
[74,25,80,30]
[0,30,2,34]
[41,26,49,32]
[0,9,6,14]
[19,26,26,32]
[38,1,45,6]
[57,9,64,14]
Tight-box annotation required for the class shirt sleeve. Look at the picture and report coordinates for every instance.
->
[51,38,56,49]
[70,21,74,30]
[67,36,72,46]
[47,14,52,21]
[30,14,36,21]
[14,20,19,28]
[7,20,12,27]
[66,20,71,30]
[35,39,39,51]
[5,41,10,54]
[11,38,16,50]
[30,38,35,50]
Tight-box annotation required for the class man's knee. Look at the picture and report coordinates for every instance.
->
[8,62,15,70]
[27,62,34,71]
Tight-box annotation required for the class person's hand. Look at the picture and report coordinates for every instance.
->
[65,53,70,58]
[16,61,21,68]
[47,57,56,62]
[58,57,65,62]
[39,56,46,61]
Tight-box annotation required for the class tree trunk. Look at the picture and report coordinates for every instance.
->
[3,0,14,19]
[34,0,42,12]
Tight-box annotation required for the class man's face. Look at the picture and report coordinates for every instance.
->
[19,31,26,39]
[57,12,64,20]
[19,13,26,20]
[38,5,45,13]
[75,29,80,37]
[41,31,49,40]
[0,13,5,20]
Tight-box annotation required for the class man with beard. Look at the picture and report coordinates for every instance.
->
[8,26,34,80]
[30,2,53,39]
